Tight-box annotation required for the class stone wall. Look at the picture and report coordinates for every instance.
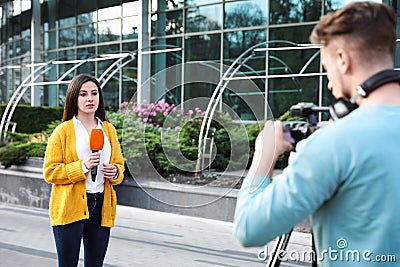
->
[0,157,310,230]
[0,158,238,222]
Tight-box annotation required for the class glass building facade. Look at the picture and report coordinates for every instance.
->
[0,0,398,120]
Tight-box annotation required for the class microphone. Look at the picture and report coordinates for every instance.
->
[89,129,104,182]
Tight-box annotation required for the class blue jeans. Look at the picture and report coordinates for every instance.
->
[52,192,110,267]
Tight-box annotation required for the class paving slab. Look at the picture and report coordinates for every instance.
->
[0,203,312,266]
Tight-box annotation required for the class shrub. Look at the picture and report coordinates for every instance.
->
[119,100,253,177]
[0,142,28,168]
[0,104,63,134]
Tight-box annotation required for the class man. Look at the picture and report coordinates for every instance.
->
[234,2,400,266]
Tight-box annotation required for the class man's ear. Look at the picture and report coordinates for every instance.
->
[336,48,352,75]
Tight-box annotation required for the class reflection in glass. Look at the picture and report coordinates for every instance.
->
[268,76,303,117]
[270,0,321,24]
[44,51,57,62]
[21,29,30,38]
[224,0,266,29]
[151,37,183,71]
[123,2,140,16]
[45,30,58,50]
[78,12,96,24]
[21,38,30,56]
[123,16,140,40]
[186,4,222,33]
[98,44,120,55]
[222,37,267,121]
[77,47,95,60]
[98,6,121,21]
[185,0,220,6]
[59,49,76,61]
[59,84,68,106]
[97,44,120,82]
[152,0,184,12]
[13,1,22,16]
[77,24,96,45]
[43,62,58,106]
[267,28,321,116]
[59,27,76,48]
[59,17,75,28]
[150,37,183,103]
[185,34,220,61]
[270,24,314,44]
[324,0,346,13]
[184,83,215,103]
[152,10,183,36]
[13,40,20,57]
[103,78,120,107]
[224,29,266,60]
[122,42,138,53]
[222,80,266,121]
[77,47,96,77]
[98,19,121,42]
[122,61,138,103]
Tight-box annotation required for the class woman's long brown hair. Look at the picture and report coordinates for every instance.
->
[62,74,107,122]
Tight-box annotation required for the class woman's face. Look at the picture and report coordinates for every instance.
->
[77,81,99,116]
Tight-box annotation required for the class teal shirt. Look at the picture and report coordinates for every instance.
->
[234,106,400,266]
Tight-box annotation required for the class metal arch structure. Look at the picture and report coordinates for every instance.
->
[0,52,136,142]
[0,44,185,142]
[196,40,322,173]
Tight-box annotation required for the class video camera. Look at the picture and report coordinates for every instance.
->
[283,102,330,146]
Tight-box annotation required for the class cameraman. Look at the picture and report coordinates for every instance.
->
[234,2,400,266]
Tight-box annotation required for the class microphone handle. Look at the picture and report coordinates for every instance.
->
[91,150,99,182]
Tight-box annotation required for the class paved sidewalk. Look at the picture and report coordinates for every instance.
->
[0,203,312,266]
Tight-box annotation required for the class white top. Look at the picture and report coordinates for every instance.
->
[73,116,111,193]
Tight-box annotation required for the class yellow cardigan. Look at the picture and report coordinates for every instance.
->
[43,119,124,227]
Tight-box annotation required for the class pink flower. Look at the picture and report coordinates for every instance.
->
[120,101,128,108]
[188,110,194,115]
[163,111,168,116]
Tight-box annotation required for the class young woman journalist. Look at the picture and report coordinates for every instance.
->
[43,74,124,267]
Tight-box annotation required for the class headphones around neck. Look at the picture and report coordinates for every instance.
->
[329,69,400,120]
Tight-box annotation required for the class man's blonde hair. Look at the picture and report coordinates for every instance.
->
[310,2,396,58]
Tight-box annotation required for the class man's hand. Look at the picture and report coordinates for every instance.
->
[248,121,293,178]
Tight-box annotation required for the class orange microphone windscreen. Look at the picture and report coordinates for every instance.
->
[89,129,104,151]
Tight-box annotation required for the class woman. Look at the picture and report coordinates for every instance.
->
[43,74,124,267]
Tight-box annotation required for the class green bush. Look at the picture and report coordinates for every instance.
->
[0,104,63,134]
[26,142,47,157]
[119,100,259,177]
[0,141,48,168]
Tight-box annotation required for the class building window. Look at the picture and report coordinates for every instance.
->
[185,4,222,33]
